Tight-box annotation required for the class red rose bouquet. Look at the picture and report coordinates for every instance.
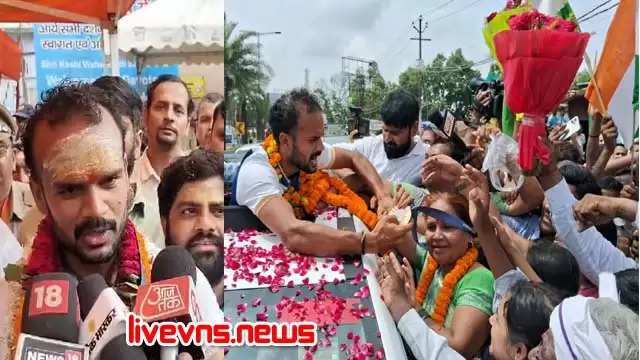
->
[494,10,589,172]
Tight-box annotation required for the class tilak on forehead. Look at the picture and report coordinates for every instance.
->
[41,127,124,184]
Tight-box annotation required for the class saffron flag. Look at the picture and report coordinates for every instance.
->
[585,0,638,147]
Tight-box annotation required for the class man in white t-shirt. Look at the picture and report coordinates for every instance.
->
[335,89,426,186]
[234,88,412,257]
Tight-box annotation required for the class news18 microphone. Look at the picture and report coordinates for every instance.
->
[77,274,146,359]
[134,246,221,360]
[14,272,87,360]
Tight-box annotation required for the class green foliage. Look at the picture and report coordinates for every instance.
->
[224,18,273,142]
[574,69,591,87]
[398,49,481,119]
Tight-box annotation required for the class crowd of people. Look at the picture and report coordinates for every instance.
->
[0,76,225,359]
[227,86,639,359]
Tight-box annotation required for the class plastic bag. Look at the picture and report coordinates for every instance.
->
[481,134,524,193]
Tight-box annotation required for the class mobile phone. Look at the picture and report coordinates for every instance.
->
[443,110,456,138]
[561,116,581,140]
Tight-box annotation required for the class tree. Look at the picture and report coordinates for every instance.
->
[346,64,396,122]
[313,73,350,127]
[574,69,591,87]
[224,18,273,143]
[488,62,503,80]
[398,49,481,119]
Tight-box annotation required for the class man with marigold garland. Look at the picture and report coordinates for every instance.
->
[233,88,413,256]
[0,83,157,357]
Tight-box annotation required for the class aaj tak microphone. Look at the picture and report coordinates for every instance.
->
[14,272,87,360]
[134,246,222,360]
[77,274,146,359]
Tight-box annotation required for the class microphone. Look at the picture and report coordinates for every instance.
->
[13,334,86,360]
[15,273,88,360]
[77,274,146,359]
[134,246,220,360]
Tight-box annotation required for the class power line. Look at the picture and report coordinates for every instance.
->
[578,2,619,23]
[576,0,613,20]
[430,0,485,24]
[425,0,456,14]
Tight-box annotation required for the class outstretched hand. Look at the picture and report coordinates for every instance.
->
[376,253,413,322]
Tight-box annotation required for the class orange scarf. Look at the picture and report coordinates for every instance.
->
[415,247,478,326]
[262,134,377,229]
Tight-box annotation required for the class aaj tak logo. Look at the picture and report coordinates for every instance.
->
[135,276,203,322]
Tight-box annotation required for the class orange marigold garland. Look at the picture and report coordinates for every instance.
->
[414,247,479,326]
[262,134,378,229]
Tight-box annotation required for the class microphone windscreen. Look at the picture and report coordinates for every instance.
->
[151,246,197,282]
[21,272,80,343]
[77,274,109,319]
[100,334,147,360]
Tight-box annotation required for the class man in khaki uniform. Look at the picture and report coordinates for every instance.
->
[0,105,35,237]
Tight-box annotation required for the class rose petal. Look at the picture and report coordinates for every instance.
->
[256,312,269,321]
[251,298,262,307]
[236,303,248,315]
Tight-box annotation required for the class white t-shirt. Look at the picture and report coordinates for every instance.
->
[334,135,426,186]
[236,144,335,215]
[0,220,22,279]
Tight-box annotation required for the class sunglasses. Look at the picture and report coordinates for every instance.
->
[411,207,477,246]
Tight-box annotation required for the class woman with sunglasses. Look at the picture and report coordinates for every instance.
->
[378,190,494,359]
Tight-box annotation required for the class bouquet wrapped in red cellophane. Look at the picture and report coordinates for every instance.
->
[493,10,589,173]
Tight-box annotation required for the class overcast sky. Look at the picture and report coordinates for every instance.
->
[226,0,616,93]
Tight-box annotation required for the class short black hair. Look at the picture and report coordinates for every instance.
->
[505,281,566,351]
[527,240,580,295]
[598,176,624,192]
[93,76,143,132]
[158,149,223,218]
[560,164,601,199]
[557,143,582,164]
[380,89,419,129]
[268,88,322,144]
[146,74,194,116]
[616,268,639,314]
[23,81,126,180]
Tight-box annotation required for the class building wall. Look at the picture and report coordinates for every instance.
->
[179,57,224,98]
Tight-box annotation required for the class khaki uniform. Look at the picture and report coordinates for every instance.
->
[5,182,35,238]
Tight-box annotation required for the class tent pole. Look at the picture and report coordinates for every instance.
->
[109,28,119,76]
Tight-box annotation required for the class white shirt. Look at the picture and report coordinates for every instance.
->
[334,135,426,186]
[236,144,335,215]
[0,220,22,279]
[546,179,637,285]
[397,309,464,360]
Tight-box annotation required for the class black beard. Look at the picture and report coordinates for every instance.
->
[52,215,125,265]
[290,144,320,173]
[192,250,224,287]
[166,227,224,287]
[384,139,412,159]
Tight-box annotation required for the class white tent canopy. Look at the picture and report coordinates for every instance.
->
[116,0,223,69]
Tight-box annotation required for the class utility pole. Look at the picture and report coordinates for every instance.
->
[410,15,431,67]
[410,15,430,122]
